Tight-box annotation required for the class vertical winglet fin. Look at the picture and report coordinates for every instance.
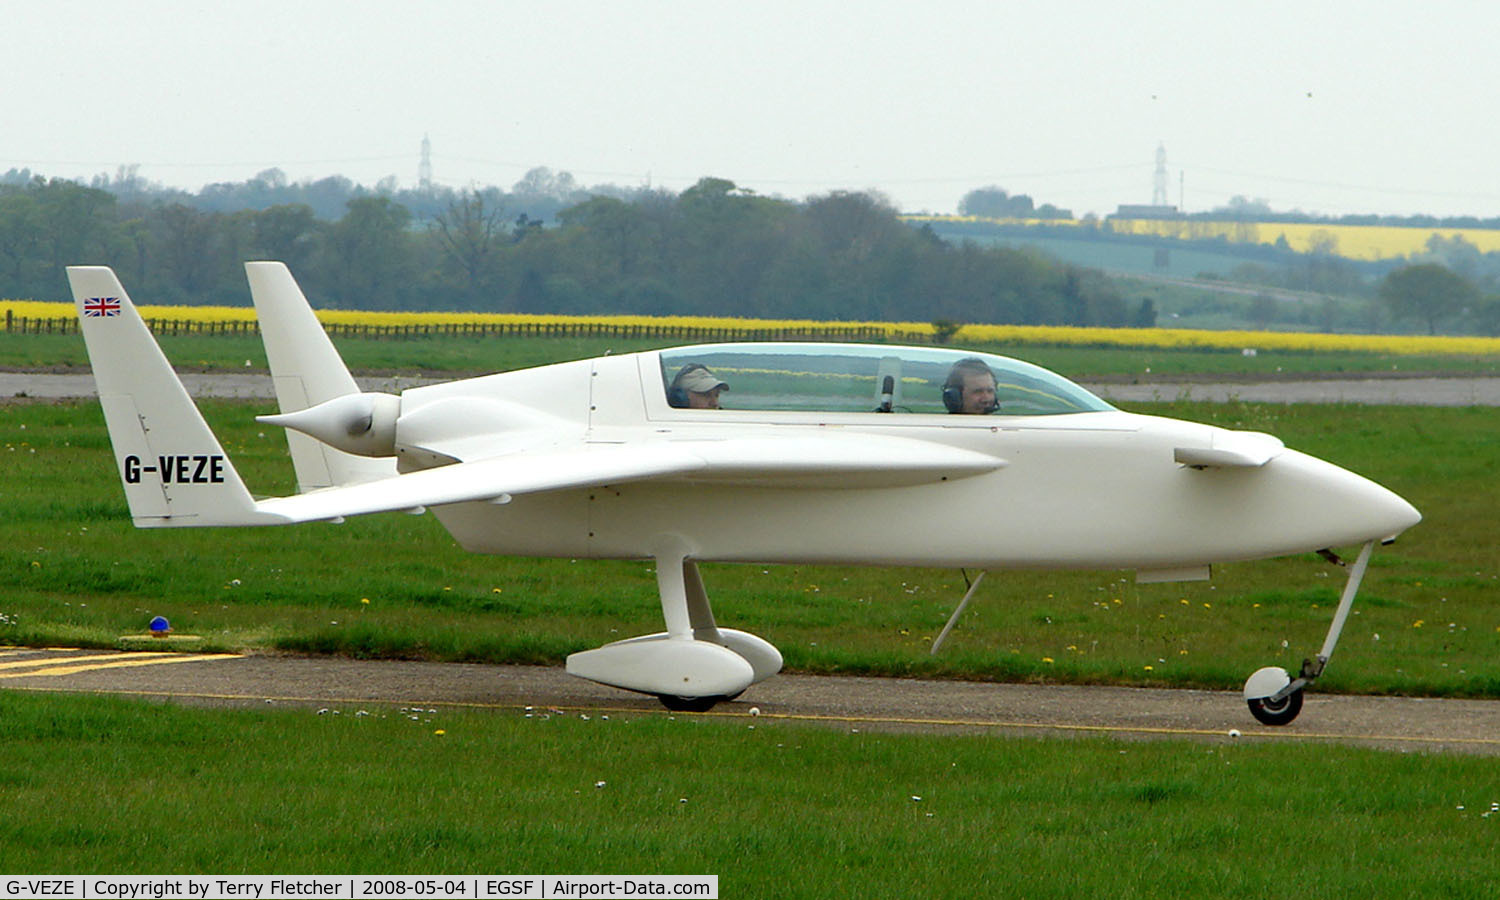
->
[245,261,396,491]
[67,266,282,527]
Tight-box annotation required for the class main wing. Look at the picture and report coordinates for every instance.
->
[256,434,1002,524]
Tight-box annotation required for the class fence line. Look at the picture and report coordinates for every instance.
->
[2,310,928,344]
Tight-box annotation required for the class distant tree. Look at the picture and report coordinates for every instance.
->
[432,190,506,306]
[512,166,580,200]
[254,168,289,190]
[31,179,116,276]
[510,167,584,221]
[300,175,360,220]
[1307,230,1339,257]
[556,195,651,281]
[321,196,414,308]
[1316,297,1340,333]
[513,267,548,313]
[95,164,150,196]
[1216,195,1273,219]
[0,188,40,277]
[1132,297,1158,328]
[1064,267,1126,326]
[930,319,962,343]
[804,190,900,260]
[1249,293,1277,329]
[1417,233,1483,283]
[672,178,796,314]
[1378,263,1478,335]
[152,204,221,299]
[117,216,150,288]
[1060,270,1089,326]
[1471,294,1500,336]
[512,213,545,243]
[250,204,319,271]
[959,186,1034,219]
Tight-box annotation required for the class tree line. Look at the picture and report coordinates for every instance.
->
[1201,194,1500,230]
[0,173,1142,327]
[929,216,1500,334]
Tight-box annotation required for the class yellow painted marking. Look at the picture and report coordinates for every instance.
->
[0,651,174,671]
[0,653,242,679]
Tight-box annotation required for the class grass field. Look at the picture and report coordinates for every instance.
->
[3,333,1499,894]
[1,691,1498,897]
[5,330,1500,380]
[3,397,1496,699]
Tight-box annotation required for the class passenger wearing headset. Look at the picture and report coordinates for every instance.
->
[668,363,730,409]
[942,358,999,414]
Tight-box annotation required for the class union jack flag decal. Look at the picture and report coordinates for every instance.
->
[83,296,121,317]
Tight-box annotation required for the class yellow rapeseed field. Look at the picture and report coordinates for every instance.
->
[7,299,1500,356]
[1105,219,1500,261]
[957,323,1500,356]
[2,300,879,331]
[909,215,1500,262]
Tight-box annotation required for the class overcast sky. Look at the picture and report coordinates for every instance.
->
[7,1,1497,218]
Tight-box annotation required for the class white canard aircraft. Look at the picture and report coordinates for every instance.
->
[68,263,1420,724]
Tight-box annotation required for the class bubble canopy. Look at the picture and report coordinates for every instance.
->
[658,343,1114,416]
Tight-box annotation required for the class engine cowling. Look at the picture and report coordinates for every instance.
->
[256,392,400,457]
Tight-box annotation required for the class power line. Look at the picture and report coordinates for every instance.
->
[439,156,1148,187]
[2,154,412,170]
[1178,162,1500,202]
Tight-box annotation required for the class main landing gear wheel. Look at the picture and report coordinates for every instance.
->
[1247,689,1304,726]
[657,694,726,713]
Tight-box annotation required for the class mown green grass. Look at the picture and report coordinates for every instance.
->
[2,398,1497,698]
[2,365,1498,895]
[5,330,1500,379]
[0,691,1496,897]
[0,331,673,376]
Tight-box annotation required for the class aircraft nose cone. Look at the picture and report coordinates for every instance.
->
[1376,487,1422,540]
[1275,450,1421,547]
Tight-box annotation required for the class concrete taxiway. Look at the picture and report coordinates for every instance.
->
[3,648,1497,755]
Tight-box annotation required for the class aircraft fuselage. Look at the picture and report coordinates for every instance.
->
[415,351,1418,573]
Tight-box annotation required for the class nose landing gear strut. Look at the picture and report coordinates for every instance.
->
[1243,540,1375,726]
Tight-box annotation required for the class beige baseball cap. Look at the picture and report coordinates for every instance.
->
[678,367,728,393]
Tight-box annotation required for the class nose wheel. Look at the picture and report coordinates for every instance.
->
[1247,688,1304,726]
[1242,540,1375,727]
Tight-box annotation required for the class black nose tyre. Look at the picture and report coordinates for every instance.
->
[1247,689,1304,726]
[658,694,724,712]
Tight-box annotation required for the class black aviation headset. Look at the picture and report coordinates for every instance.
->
[941,358,1000,414]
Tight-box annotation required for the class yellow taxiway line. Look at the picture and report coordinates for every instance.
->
[0,651,175,670]
[0,652,242,679]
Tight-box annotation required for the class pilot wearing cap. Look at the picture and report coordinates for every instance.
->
[668,364,730,409]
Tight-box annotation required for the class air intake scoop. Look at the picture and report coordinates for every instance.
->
[1175,430,1284,469]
